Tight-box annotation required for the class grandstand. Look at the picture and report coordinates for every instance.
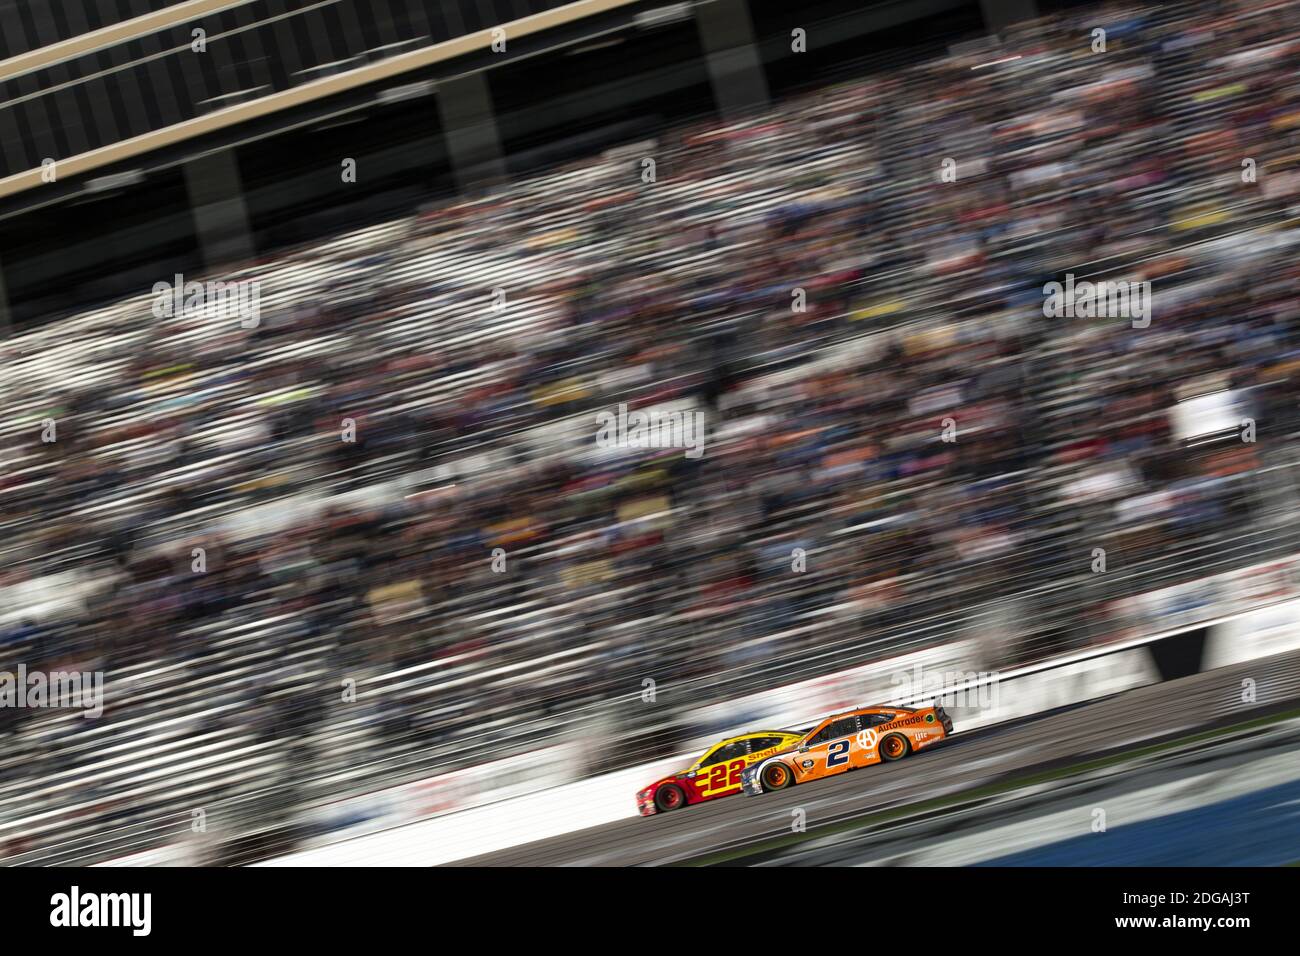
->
[2,0,1300,866]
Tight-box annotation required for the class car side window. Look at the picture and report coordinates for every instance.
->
[864,713,896,726]
[747,736,783,751]
[829,717,860,739]
[808,717,858,745]
[700,742,747,767]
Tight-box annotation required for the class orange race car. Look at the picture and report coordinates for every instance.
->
[636,729,805,815]
[740,704,953,796]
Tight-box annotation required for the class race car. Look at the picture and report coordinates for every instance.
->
[740,704,953,796]
[636,729,805,815]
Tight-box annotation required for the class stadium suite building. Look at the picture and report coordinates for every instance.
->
[0,0,1035,330]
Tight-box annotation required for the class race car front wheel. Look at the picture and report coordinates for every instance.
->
[761,762,793,791]
[654,784,687,812]
[879,733,911,761]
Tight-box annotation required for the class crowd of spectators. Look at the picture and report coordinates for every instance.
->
[2,0,1300,863]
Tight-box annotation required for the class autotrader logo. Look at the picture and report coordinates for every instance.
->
[49,887,151,936]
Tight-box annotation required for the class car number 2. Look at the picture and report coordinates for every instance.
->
[827,740,850,767]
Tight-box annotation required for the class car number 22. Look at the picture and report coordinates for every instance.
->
[707,759,745,790]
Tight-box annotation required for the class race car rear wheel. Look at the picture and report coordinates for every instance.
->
[654,784,686,812]
[761,762,793,791]
[879,733,910,761]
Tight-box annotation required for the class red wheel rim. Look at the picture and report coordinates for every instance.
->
[661,788,681,808]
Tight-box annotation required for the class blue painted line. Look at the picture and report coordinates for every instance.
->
[974,776,1300,866]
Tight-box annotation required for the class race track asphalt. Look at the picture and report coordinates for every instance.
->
[450,650,1300,865]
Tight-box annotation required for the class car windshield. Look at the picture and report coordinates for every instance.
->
[805,723,833,745]
[694,747,718,768]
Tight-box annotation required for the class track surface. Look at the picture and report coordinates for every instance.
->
[755,718,1300,865]
[453,652,1300,865]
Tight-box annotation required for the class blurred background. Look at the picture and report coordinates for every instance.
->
[1,0,1299,865]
